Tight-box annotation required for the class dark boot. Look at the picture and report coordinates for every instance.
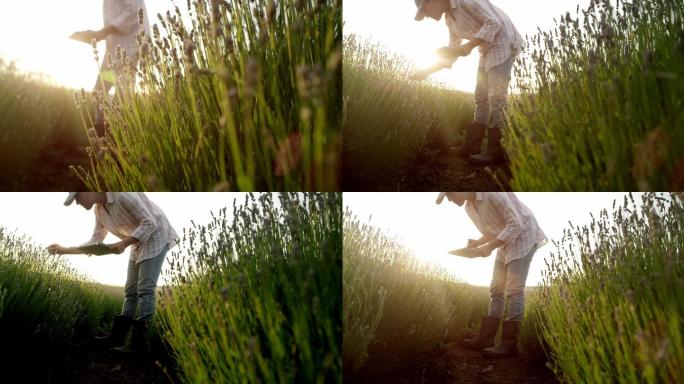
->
[481,320,520,357]
[93,315,132,348]
[112,320,149,354]
[453,123,487,158]
[469,126,505,165]
[460,316,500,351]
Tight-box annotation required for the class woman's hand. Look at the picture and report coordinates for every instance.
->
[107,236,139,254]
[47,244,66,255]
[474,243,495,257]
[467,238,485,248]
[107,241,128,254]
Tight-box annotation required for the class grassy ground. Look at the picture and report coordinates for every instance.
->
[344,0,684,191]
[344,193,684,383]
[343,213,549,383]
[0,59,87,191]
[0,193,343,383]
[0,228,168,382]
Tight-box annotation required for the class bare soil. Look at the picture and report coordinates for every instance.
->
[343,135,512,191]
[0,136,88,191]
[49,339,174,384]
[350,342,557,384]
[2,327,176,384]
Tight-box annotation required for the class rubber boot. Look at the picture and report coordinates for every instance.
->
[469,126,505,165]
[481,320,520,357]
[93,315,132,348]
[460,316,500,351]
[453,123,487,158]
[112,320,149,355]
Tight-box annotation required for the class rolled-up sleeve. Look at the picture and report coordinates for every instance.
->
[88,217,108,244]
[489,194,523,244]
[119,194,156,242]
[448,30,462,48]
[463,1,502,43]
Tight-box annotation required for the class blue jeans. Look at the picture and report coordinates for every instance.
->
[473,54,517,129]
[487,246,535,321]
[121,245,168,321]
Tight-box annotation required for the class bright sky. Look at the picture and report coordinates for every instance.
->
[344,193,638,287]
[0,193,248,286]
[0,0,177,89]
[344,0,591,92]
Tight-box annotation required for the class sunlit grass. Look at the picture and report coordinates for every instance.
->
[343,35,474,188]
[0,227,121,342]
[343,212,490,377]
[507,0,684,190]
[0,59,85,188]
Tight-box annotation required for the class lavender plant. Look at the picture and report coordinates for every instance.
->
[538,193,684,382]
[507,0,684,190]
[74,0,342,191]
[156,193,341,383]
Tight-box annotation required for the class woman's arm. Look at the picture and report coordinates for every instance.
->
[47,244,84,255]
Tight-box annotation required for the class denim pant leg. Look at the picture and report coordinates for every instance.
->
[472,54,517,129]
[473,59,491,126]
[504,247,536,321]
[487,54,516,130]
[487,258,507,318]
[136,245,169,321]
[121,259,140,319]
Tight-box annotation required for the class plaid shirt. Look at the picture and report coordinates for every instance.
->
[465,193,546,264]
[103,0,150,64]
[86,193,178,264]
[444,0,524,72]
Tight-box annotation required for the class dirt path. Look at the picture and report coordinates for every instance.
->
[49,340,173,384]
[5,330,176,384]
[351,342,557,384]
[399,146,513,191]
[344,146,512,191]
[0,139,88,191]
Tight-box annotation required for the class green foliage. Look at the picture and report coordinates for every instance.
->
[538,193,684,383]
[76,0,342,191]
[343,35,474,187]
[343,213,484,377]
[156,193,341,383]
[0,59,85,187]
[0,228,121,343]
[508,0,684,190]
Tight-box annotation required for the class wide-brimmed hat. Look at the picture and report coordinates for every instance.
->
[415,0,427,21]
[64,192,78,206]
[435,192,447,204]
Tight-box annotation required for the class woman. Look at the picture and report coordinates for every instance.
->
[48,192,178,354]
[412,0,524,165]
[436,192,546,357]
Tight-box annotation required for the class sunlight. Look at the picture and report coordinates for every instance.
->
[344,0,591,92]
[0,193,240,286]
[0,0,174,90]
[344,193,632,287]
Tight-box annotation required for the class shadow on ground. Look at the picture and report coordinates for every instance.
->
[350,342,557,384]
